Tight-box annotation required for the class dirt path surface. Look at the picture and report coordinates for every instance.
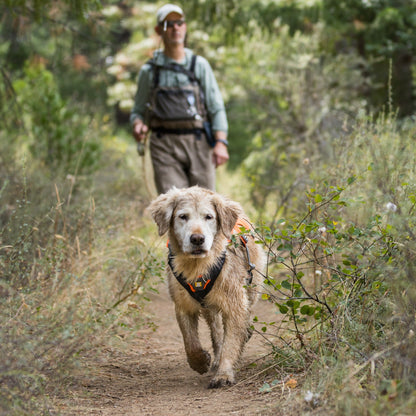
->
[55,283,299,416]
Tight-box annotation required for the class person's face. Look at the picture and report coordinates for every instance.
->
[156,12,187,46]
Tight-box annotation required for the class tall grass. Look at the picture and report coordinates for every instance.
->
[0,139,163,415]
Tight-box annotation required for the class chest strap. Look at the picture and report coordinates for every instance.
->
[149,54,198,89]
[168,247,226,306]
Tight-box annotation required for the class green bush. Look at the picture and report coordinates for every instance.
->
[219,24,368,208]
[11,64,101,176]
[253,110,416,410]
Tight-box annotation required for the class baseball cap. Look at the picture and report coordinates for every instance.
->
[156,4,184,24]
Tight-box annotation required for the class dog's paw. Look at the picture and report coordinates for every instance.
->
[208,374,235,389]
[187,349,211,374]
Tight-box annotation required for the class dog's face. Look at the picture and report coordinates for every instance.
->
[148,186,243,258]
[172,198,217,257]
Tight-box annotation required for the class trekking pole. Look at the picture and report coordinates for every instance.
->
[137,132,155,199]
[137,140,145,156]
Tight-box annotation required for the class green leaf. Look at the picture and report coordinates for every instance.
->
[294,288,303,298]
[287,300,300,309]
[300,305,310,315]
[278,304,289,314]
[300,305,315,316]
[259,382,271,393]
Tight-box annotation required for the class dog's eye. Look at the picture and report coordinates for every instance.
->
[205,214,214,220]
[178,214,189,221]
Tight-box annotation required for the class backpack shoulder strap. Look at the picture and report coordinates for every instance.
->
[147,54,199,87]
[146,58,161,89]
[189,54,197,74]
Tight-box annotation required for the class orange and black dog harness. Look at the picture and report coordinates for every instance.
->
[168,219,255,305]
[168,249,226,305]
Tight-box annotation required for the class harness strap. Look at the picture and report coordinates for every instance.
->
[242,235,256,285]
[230,218,256,284]
[149,54,199,89]
[168,247,226,306]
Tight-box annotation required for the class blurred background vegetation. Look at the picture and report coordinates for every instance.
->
[1,0,416,414]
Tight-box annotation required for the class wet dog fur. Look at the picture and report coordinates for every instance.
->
[148,186,266,388]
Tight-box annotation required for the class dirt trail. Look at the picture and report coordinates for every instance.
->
[55,283,294,416]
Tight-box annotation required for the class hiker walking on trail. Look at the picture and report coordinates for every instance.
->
[130,3,229,194]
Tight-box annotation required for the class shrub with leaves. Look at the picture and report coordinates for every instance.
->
[220,24,368,210]
[253,110,416,410]
[12,64,101,175]
[261,178,393,345]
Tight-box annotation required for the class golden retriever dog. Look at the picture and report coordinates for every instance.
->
[148,186,266,388]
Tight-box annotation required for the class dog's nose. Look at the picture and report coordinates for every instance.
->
[190,233,205,246]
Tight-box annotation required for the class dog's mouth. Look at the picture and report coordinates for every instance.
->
[190,248,207,256]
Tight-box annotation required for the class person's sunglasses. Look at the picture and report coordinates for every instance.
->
[162,19,185,30]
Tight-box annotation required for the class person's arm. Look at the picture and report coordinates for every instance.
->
[196,57,229,166]
[212,131,229,167]
[130,65,152,142]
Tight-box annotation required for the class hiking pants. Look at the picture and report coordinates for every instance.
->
[149,132,216,194]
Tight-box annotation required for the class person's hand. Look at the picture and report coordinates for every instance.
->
[133,120,149,142]
[213,141,229,167]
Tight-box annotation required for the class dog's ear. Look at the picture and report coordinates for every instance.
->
[147,191,178,236]
[213,194,244,238]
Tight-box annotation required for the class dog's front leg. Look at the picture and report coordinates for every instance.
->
[176,308,211,374]
[208,312,249,388]
[202,309,223,372]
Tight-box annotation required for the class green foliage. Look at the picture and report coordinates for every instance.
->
[2,0,102,21]
[228,25,366,209]
[255,111,416,408]
[10,64,101,175]
[262,180,393,335]
[322,0,416,56]
[322,0,416,115]
[187,0,321,42]
[1,1,121,109]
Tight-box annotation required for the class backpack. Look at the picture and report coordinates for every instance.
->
[145,54,208,131]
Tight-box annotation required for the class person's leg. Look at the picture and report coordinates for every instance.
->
[149,133,189,194]
[188,134,216,191]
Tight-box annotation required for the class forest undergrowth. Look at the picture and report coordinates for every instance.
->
[1,112,416,415]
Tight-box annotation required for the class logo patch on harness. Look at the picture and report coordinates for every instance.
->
[188,276,211,293]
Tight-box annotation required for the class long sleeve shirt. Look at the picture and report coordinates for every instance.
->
[130,48,228,134]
